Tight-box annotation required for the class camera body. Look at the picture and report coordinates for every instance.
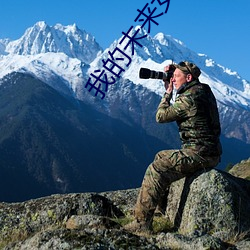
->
[139,64,176,82]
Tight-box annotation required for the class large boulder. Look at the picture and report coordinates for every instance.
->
[0,193,124,248]
[165,169,250,241]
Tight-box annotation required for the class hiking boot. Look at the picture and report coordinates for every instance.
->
[124,219,152,234]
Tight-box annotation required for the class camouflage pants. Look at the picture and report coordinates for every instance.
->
[134,149,220,222]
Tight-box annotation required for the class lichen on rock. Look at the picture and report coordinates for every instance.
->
[1,168,250,249]
[166,169,250,241]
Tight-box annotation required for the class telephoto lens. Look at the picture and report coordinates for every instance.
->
[139,65,175,82]
[139,68,167,80]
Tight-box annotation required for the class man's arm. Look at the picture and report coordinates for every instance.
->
[156,93,177,123]
[156,93,194,123]
[156,66,178,123]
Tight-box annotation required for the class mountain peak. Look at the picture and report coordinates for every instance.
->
[154,32,167,45]
[5,21,102,64]
[54,22,79,34]
[34,21,48,29]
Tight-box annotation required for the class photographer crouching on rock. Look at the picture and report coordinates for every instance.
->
[124,61,222,233]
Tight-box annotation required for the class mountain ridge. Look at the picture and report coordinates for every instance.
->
[1,21,250,149]
[3,21,102,64]
[0,22,249,201]
[0,72,169,202]
[1,22,249,110]
[93,28,250,109]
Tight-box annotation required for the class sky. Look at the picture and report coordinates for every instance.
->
[0,0,250,81]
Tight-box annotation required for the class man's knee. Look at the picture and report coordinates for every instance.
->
[153,150,176,169]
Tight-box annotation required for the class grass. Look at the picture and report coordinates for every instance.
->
[152,216,174,234]
[112,216,134,227]
[225,230,250,245]
[113,214,174,235]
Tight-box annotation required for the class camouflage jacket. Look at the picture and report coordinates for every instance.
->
[156,80,222,157]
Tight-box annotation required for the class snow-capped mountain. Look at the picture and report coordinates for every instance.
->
[3,21,102,64]
[90,27,250,110]
[0,22,249,160]
[0,21,250,201]
[88,27,250,153]
[0,52,88,98]
[0,39,9,55]
[1,22,249,110]
[0,21,103,99]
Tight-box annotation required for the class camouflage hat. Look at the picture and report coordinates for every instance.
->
[175,61,201,79]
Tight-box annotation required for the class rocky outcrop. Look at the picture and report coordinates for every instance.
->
[1,169,250,249]
[229,158,250,180]
[165,169,250,240]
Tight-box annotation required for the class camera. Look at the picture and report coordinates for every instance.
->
[139,64,176,82]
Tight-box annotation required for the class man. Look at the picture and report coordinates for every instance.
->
[124,61,222,233]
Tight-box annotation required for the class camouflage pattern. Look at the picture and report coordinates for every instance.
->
[156,80,222,157]
[134,80,222,223]
[134,149,220,222]
[175,61,201,79]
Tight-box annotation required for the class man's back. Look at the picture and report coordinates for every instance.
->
[156,79,222,157]
[176,81,222,157]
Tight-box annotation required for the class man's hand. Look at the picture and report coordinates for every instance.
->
[163,65,173,94]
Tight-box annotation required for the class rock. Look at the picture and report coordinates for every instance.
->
[1,169,250,249]
[165,169,250,241]
[101,188,140,215]
[229,158,250,180]
[65,214,120,230]
[0,193,124,248]
[156,232,227,250]
[235,240,250,250]
[4,228,161,250]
